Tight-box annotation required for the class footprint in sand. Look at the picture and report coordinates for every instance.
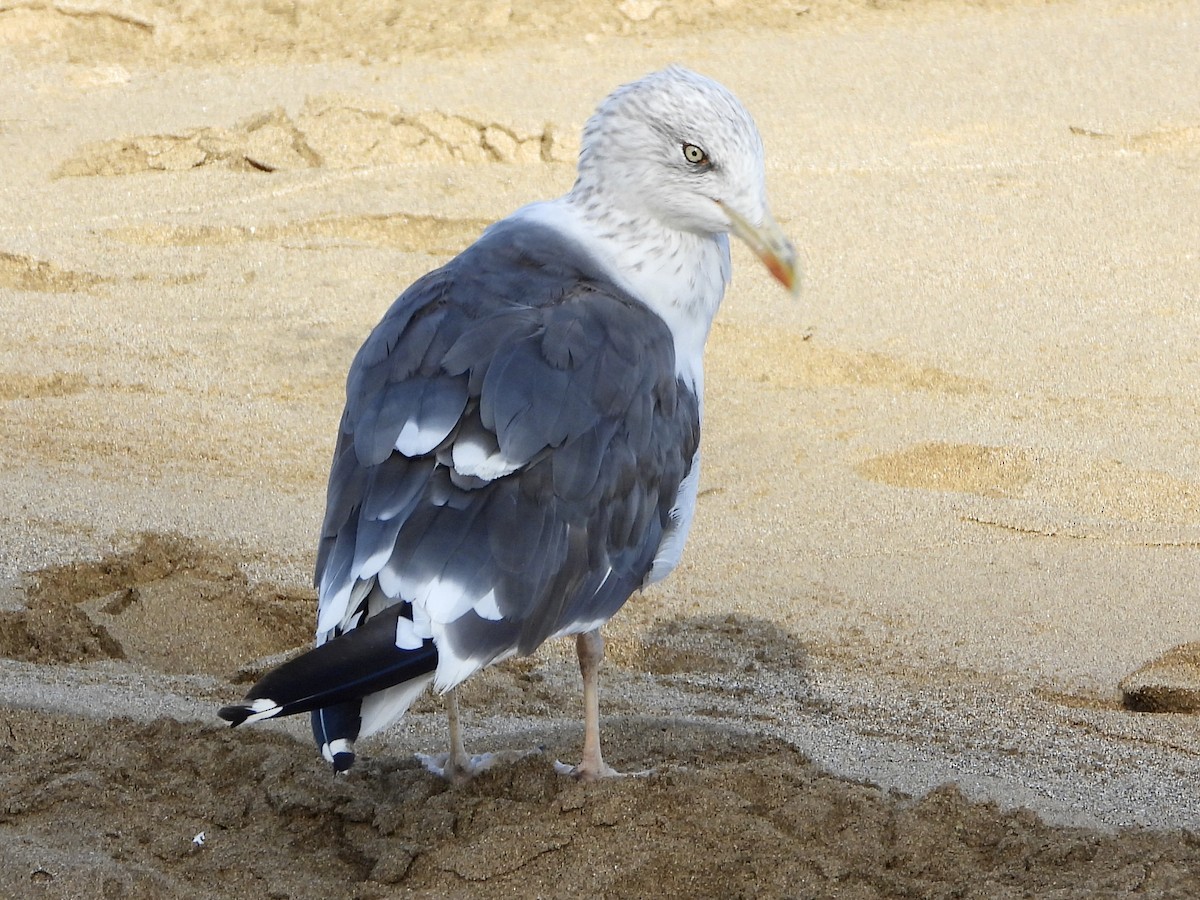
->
[0,534,312,676]
[0,372,90,402]
[109,212,491,256]
[857,441,1200,529]
[856,442,1034,499]
[0,251,107,293]
[606,614,807,677]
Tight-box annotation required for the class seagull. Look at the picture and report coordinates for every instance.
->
[219,66,799,782]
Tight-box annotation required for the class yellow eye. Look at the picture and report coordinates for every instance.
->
[682,143,708,165]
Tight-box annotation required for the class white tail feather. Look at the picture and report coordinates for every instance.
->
[359,673,435,738]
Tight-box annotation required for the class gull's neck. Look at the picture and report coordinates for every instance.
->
[511,193,731,396]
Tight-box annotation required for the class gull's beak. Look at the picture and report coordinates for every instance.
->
[718,201,801,297]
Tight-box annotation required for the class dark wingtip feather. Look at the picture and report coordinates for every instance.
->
[221,605,437,725]
[218,705,251,727]
[218,697,280,727]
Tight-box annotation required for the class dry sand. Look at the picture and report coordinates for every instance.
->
[3,0,1200,896]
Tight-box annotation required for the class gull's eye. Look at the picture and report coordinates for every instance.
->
[682,143,709,166]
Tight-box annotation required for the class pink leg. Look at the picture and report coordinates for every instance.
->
[555,629,622,780]
[442,688,474,784]
[418,687,539,783]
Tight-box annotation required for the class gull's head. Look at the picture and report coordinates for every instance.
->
[574,66,799,296]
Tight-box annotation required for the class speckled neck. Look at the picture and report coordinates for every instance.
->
[513,193,730,397]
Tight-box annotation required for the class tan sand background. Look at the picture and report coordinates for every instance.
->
[2,0,1200,896]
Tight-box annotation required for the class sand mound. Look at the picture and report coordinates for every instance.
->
[4,711,1199,900]
[0,534,312,675]
[57,98,566,178]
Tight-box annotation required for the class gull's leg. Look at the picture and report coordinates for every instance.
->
[415,688,475,784]
[443,688,473,782]
[575,629,616,779]
[555,628,643,780]
[418,687,541,783]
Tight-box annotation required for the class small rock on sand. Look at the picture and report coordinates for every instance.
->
[1120,642,1200,713]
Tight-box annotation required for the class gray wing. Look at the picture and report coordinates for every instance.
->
[314,218,701,690]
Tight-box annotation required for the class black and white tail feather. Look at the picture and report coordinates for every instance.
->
[218,603,438,771]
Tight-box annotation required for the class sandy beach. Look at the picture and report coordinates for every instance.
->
[2,0,1200,896]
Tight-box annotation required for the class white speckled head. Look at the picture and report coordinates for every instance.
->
[573,66,770,237]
